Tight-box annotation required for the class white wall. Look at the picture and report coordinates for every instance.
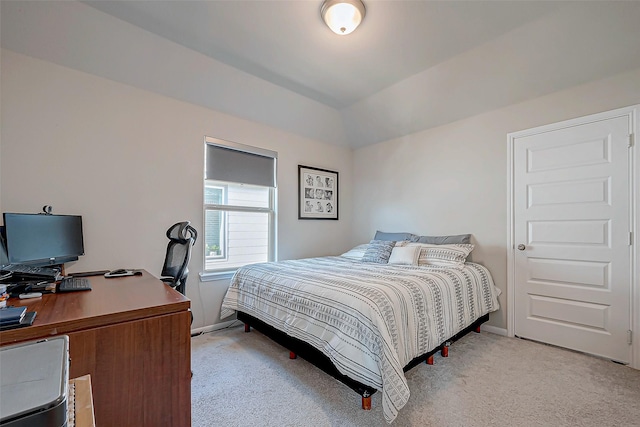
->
[0,1,3,218]
[0,1,349,148]
[352,66,640,330]
[0,49,354,329]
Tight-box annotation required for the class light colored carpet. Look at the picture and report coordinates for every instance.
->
[191,324,640,426]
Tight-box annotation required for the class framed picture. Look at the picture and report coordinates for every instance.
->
[298,165,338,220]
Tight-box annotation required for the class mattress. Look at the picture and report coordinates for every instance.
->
[221,256,500,423]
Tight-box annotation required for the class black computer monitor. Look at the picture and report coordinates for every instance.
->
[0,226,8,266]
[2,213,85,267]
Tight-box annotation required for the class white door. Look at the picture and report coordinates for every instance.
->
[513,113,632,363]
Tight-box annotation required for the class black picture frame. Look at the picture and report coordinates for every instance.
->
[298,165,338,220]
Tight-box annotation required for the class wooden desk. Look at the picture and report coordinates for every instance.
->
[0,271,191,427]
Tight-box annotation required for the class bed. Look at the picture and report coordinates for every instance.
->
[221,240,500,424]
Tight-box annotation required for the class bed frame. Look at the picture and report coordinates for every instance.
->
[238,311,490,410]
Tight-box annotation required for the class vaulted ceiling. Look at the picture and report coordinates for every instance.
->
[3,1,640,148]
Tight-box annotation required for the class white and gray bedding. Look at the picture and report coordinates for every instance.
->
[221,256,500,423]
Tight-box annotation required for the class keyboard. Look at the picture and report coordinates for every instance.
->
[0,264,61,281]
[58,277,92,292]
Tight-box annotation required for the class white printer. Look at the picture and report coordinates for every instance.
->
[0,336,69,427]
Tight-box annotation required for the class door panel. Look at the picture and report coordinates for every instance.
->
[528,295,609,330]
[514,115,631,363]
[527,258,609,288]
[528,219,609,245]
[528,177,610,207]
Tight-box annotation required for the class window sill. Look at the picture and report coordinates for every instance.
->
[199,270,236,282]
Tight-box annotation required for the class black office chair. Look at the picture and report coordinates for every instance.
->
[160,221,197,296]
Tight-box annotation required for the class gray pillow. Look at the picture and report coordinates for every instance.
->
[374,231,418,242]
[362,240,396,264]
[416,234,471,244]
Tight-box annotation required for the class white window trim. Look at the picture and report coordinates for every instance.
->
[204,184,227,261]
[199,270,236,282]
[202,136,277,275]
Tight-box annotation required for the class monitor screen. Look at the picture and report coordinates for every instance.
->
[0,226,8,266]
[3,213,85,266]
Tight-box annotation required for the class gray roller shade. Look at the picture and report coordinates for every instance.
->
[205,142,276,188]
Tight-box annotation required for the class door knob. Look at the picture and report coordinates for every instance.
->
[517,244,526,251]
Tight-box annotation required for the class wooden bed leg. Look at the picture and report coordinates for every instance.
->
[474,325,481,333]
[289,351,297,359]
[441,345,449,357]
[244,323,250,333]
[426,355,434,365]
[362,393,372,410]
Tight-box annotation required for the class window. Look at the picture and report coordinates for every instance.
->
[204,137,277,272]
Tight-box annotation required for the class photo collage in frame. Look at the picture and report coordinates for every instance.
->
[298,165,338,220]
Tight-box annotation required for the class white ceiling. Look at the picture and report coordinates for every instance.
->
[84,0,566,109]
[3,1,640,148]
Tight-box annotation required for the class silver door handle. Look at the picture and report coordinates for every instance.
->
[517,244,526,251]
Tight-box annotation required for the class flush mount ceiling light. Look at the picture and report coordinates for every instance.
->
[321,0,366,35]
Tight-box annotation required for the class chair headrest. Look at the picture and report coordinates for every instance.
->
[166,221,197,245]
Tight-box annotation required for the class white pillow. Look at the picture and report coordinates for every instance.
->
[406,243,474,267]
[340,243,368,259]
[388,246,420,265]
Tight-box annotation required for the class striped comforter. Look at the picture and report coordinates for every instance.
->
[221,256,500,423]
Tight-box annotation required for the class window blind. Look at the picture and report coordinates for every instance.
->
[205,139,276,188]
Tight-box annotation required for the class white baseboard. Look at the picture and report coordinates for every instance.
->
[191,319,241,336]
[481,324,508,336]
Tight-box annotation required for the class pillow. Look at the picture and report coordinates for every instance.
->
[340,243,368,259]
[406,243,474,267]
[416,234,471,244]
[388,245,420,265]
[374,230,418,242]
[362,240,396,264]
